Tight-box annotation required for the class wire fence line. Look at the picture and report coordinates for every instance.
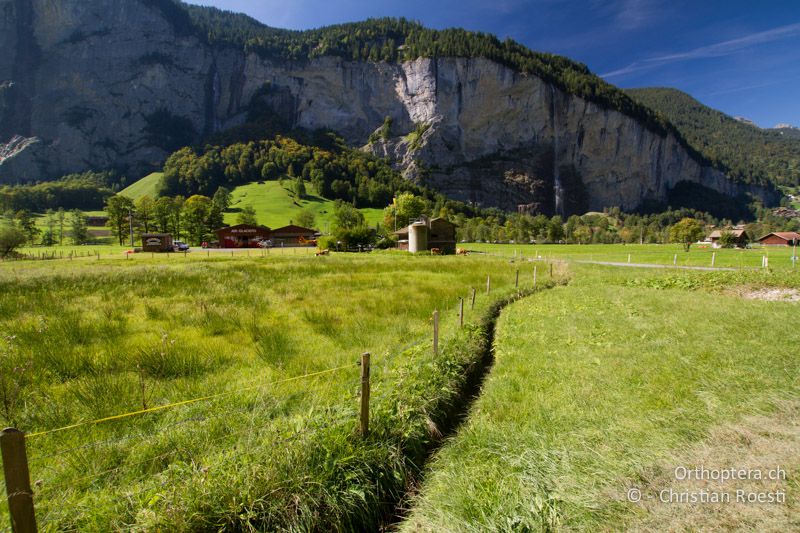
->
[37,412,354,528]
[33,409,358,530]
[25,364,357,440]
[29,408,358,529]
[26,371,363,475]
[1,362,362,530]
[2,267,527,531]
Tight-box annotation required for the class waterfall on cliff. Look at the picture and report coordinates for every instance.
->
[551,86,564,216]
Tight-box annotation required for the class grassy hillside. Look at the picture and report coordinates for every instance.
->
[402,264,800,531]
[627,88,800,187]
[225,181,384,230]
[119,172,163,200]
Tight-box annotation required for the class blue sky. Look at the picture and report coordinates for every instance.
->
[189,0,800,128]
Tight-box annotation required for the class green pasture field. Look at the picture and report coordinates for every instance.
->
[119,172,163,201]
[402,264,800,531]
[0,251,529,530]
[225,181,384,230]
[13,245,320,259]
[466,242,799,270]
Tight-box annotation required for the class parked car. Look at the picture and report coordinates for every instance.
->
[174,241,190,251]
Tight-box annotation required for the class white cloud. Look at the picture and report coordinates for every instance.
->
[602,21,800,78]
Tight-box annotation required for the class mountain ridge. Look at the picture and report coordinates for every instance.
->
[0,0,780,215]
[626,87,800,188]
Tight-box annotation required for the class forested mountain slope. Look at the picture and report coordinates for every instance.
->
[627,88,800,187]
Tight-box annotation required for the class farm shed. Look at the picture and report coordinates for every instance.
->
[85,215,108,226]
[142,234,173,252]
[215,224,272,248]
[758,232,800,246]
[271,225,318,246]
[395,217,457,254]
[708,229,748,248]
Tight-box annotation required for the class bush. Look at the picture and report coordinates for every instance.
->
[317,235,337,250]
[718,230,744,248]
[336,226,376,249]
[375,235,397,249]
[0,225,26,257]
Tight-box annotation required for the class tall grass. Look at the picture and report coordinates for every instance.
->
[0,251,540,529]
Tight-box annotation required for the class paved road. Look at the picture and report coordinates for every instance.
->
[574,260,738,271]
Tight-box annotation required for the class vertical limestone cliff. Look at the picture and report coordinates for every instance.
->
[0,0,778,214]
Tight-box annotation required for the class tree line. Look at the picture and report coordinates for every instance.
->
[0,209,90,256]
[159,135,434,208]
[105,191,227,247]
[0,172,116,212]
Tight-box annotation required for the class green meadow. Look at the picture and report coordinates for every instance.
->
[2,245,798,531]
[0,251,530,530]
[224,181,384,230]
[119,172,164,201]
[467,242,799,270]
[402,264,800,531]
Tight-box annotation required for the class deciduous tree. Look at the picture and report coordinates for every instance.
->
[669,218,705,251]
[105,195,135,245]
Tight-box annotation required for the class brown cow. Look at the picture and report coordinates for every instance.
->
[430,248,442,255]
[315,249,330,256]
[457,248,469,255]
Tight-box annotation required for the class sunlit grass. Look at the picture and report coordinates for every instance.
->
[401,264,800,531]
[467,242,799,270]
[0,251,535,530]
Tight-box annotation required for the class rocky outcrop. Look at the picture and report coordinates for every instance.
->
[0,0,779,214]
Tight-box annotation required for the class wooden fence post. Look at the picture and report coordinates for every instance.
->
[433,310,439,355]
[486,275,491,294]
[549,263,553,278]
[1,428,37,533]
[533,266,538,287]
[515,268,519,288]
[673,254,677,266]
[360,353,370,437]
[627,253,631,264]
[711,252,716,267]
[471,287,476,310]
[459,297,464,328]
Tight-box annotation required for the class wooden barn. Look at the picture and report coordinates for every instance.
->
[271,225,318,246]
[85,215,109,227]
[215,224,272,248]
[708,229,749,248]
[758,232,800,246]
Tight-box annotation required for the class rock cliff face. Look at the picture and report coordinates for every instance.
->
[0,0,778,213]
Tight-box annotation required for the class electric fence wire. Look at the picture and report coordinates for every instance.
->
[25,363,358,441]
[34,408,357,530]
